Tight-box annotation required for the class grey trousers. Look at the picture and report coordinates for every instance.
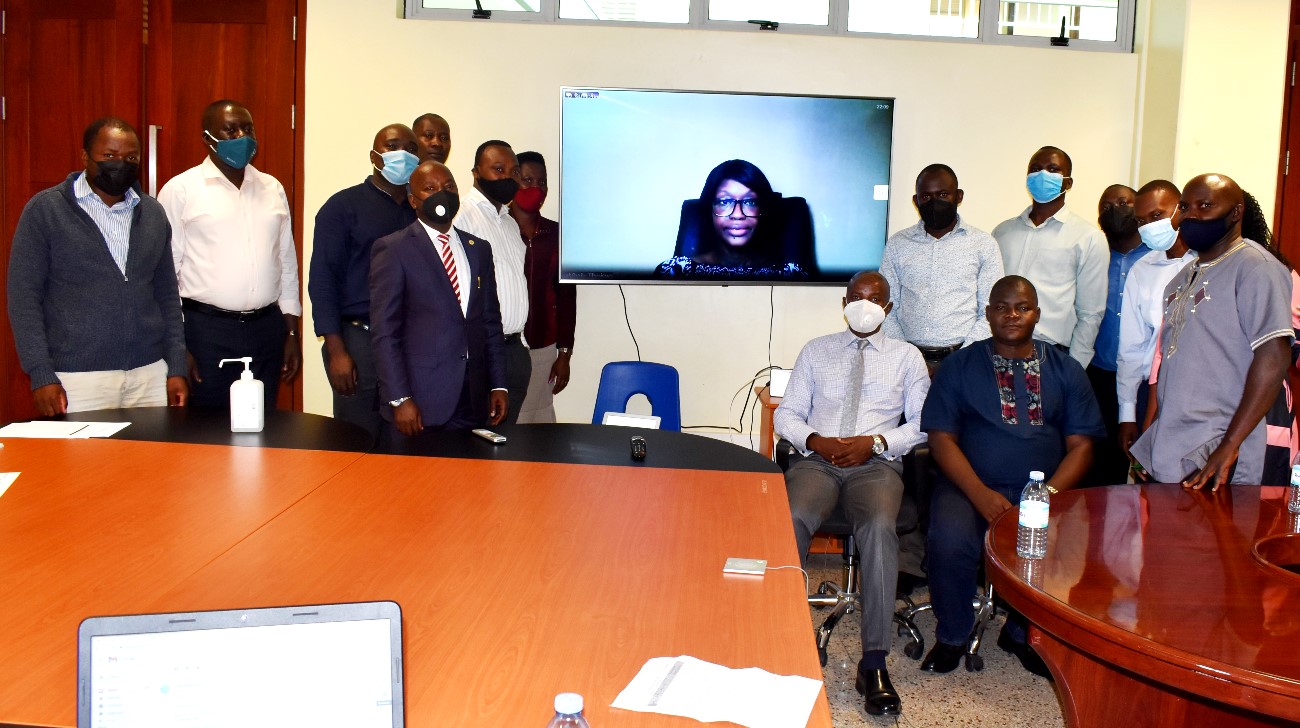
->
[786,453,903,653]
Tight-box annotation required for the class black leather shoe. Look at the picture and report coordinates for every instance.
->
[854,664,902,716]
[997,627,1052,679]
[919,642,964,673]
[896,571,927,597]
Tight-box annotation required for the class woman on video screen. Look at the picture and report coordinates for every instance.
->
[654,159,808,280]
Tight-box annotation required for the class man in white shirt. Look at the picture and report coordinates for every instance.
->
[992,146,1109,369]
[453,140,531,423]
[1116,180,1194,459]
[880,163,1003,372]
[158,100,301,411]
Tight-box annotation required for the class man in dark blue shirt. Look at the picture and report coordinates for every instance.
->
[307,123,419,440]
[919,275,1104,677]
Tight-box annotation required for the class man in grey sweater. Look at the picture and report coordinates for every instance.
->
[7,117,188,416]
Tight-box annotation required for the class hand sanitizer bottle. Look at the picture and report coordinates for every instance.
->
[218,357,264,433]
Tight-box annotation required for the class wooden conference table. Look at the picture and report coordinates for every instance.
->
[0,423,830,727]
[985,483,1300,727]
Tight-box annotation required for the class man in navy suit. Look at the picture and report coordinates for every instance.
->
[370,160,508,447]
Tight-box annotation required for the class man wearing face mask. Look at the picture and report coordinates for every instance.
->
[1115,180,1193,461]
[307,123,420,441]
[1083,184,1150,486]
[1130,173,1293,490]
[369,160,508,449]
[8,117,187,415]
[508,151,577,423]
[880,164,1003,373]
[993,146,1109,370]
[453,140,531,424]
[158,99,301,412]
[775,271,930,717]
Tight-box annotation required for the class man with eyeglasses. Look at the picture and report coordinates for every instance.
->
[8,117,187,415]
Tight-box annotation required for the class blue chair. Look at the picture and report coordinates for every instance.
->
[591,362,682,432]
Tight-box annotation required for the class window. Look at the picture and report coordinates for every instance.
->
[405,0,1134,52]
[848,0,980,39]
[559,0,689,23]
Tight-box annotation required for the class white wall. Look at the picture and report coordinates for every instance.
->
[306,0,1267,431]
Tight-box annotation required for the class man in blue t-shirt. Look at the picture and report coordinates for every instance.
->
[919,275,1104,677]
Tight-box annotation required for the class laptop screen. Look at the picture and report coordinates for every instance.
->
[79,601,403,728]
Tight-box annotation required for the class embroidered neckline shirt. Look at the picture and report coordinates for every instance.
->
[453,186,529,336]
[158,156,301,315]
[72,172,140,277]
[880,215,1004,348]
[773,328,930,460]
[992,205,1109,368]
[1115,249,1196,422]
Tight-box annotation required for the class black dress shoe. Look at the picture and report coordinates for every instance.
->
[920,642,964,673]
[854,665,902,716]
[896,571,927,597]
[996,627,1052,679]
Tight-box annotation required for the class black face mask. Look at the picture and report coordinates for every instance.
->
[1099,205,1139,241]
[478,176,519,206]
[918,198,958,231]
[90,159,139,197]
[1179,214,1232,252]
[420,190,460,226]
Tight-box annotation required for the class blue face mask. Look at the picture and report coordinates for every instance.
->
[205,131,257,170]
[373,149,419,186]
[1138,217,1178,252]
[1026,170,1065,204]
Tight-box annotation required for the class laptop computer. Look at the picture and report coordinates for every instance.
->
[77,601,404,728]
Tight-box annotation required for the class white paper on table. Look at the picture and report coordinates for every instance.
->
[0,421,130,439]
[0,472,18,499]
[611,655,822,728]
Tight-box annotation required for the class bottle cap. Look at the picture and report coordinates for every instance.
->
[554,693,584,714]
[1029,470,1045,481]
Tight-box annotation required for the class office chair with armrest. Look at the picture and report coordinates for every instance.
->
[673,197,818,275]
[592,361,682,432]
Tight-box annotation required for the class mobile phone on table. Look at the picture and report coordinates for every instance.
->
[472,428,507,444]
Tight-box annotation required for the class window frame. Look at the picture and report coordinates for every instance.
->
[403,0,1136,53]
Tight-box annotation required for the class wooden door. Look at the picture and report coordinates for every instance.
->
[1276,0,1300,265]
[0,0,146,423]
[146,0,301,410]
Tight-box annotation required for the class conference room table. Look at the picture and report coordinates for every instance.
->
[0,417,830,727]
[985,483,1300,727]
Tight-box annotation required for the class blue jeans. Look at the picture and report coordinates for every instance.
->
[786,453,903,653]
[927,478,1024,646]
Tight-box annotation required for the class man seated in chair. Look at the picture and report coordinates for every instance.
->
[919,275,1103,677]
[774,271,930,717]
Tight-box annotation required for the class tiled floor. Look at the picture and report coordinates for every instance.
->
[806,554,1066,728]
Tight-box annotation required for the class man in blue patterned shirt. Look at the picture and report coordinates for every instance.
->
[775,271,930,717]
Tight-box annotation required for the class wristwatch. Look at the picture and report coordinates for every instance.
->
[389,396,411,407]
[557,347,572,355]
[870,434,886,456]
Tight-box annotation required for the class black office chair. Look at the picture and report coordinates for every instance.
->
[672,197,818,275]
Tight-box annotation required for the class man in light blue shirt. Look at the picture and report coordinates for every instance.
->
[1086,184,1150,485]
[775,271,929,717]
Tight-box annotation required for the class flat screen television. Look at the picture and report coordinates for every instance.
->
[559,87,895,285]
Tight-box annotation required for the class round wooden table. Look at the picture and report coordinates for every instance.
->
[985,483,1300,727]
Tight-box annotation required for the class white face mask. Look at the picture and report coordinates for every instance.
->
[844,299,887,334]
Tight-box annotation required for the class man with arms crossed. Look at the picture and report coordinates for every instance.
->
[308,123,419,440]
[920,276,1103,676]
[1130,174,1292,489]
[370,161,508,448]
[776,271,930,717]
[8,117,187,414]
[993,146,1109,369]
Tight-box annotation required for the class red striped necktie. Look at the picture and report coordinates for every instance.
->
[437,232,461,304]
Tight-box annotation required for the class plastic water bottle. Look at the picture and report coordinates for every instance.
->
[546,693,591,728]
[1016,470,1049,559]
[1288,464,1300,514]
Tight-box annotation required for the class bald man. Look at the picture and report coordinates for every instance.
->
[921,275,1103,677]
[159,99,301,412]
[1130,173,1293,490]
[307,123,420,440]
[774,271,930,717]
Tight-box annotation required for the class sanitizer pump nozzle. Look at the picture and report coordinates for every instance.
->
[218,357,264,433]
